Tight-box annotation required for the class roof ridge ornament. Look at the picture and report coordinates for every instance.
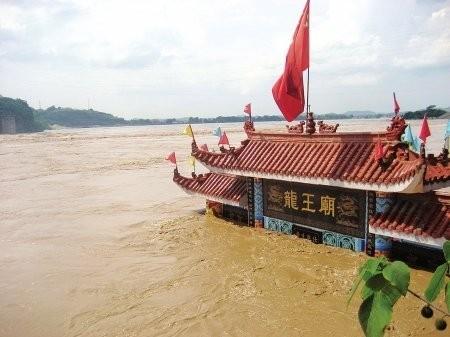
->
[286,121,305,133]
[318,120,339,133]
[305,111,316,135]
[173,167,180,178]
[244,120,255,136]
[386,114,407,141]
[191,140,198,153]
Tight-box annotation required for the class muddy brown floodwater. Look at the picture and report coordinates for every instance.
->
[0,120,448,337]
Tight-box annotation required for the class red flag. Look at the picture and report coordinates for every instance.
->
[165,152,176,165]
[374,137,384,161]
[218,131,229,146]
[244,103,251,114]
[200,143,209,151]
[419,114,431,143]
[272,0,309,122]
[393,92,400,114]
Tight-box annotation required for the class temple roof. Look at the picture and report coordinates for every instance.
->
[192,117,450,193]
[173,170,247,208]
[369,192,450,246]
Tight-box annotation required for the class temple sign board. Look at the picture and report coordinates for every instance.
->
[263,179,366,238]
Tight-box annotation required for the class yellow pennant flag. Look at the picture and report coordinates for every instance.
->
[188,155,196,169]
[183,124,194,137]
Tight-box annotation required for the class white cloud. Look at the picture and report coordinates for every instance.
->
[0,4,25,32]
[393,2,450,68]
[0,0,449,117]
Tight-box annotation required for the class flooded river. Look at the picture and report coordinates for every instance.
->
[0,119,448,337]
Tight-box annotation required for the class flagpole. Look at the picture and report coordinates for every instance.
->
[306,68,310,114]
[190,124,196,144]
[306,0,310,115]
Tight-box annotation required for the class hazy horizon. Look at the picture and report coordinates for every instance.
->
[1,0,450,119]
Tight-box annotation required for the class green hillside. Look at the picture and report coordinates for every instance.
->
[35,106,128,128]
[0,95,46,132]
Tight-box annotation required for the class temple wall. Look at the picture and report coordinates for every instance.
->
[262,215,366,252]
[260,178,368,252]
[206,199,249,225]
[323,231,365,252]
[373,192,395,257]
[254,178,264,228]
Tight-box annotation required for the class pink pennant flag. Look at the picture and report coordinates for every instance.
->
[419,114,431,143]
[218,131,229,146]
[373,137,384,161]
[165,152,176,165]
[244,103,251,115]
[393,92,400,114]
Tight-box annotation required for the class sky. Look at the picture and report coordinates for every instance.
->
[0,0,449,119]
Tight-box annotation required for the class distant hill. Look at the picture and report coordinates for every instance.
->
[438,111,450,119]
[2,94,448,132]
[341,110,391,119]
[403,105,448,120]
[35,106,129,128]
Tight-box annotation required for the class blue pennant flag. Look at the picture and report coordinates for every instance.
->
[212,127,222,137]
[411,136,420,153]
[401,125,420,153]
[444,120,450,150]
[402,124,414,144]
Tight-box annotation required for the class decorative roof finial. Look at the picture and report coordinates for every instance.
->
[305,111,316,135]
[191,140,198,153]
[420,142,426,159]
[244,119,255,135]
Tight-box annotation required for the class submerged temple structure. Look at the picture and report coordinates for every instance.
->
[171,114,450,258]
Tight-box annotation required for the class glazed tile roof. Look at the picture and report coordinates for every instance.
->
[369,193,450,240]
[193,132,427,192]
[192,115,450,193]
[173,171,247,205]
[424,160,450,186]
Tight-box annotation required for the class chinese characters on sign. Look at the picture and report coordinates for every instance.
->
[284,190,336,216]
[264,180,366,238]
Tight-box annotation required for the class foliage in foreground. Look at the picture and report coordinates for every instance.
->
[348,241,450,337]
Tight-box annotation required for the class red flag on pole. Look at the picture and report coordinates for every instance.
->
[272,0,309,122]
[165,152,176,165]
[374,137,384,161]
[218,131,229,146]
[200,143,209,151]
[419,114,431,143]
[244,103,251,115]
[393,92,400,114]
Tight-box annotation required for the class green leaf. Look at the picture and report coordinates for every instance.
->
[366,273,389,291]
[348,275,364,308]
[349,258,387,308]
[381,284,402,306]
[358,292,393,337]
[359,258,386,281]
[382,261,410,296]
[424,263,448,303]
[362,284,374,301]
[446,282,450,313]
[443,241,450,263]
[361,273,388,301]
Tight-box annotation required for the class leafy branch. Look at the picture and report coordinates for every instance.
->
[348,241,450,337]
